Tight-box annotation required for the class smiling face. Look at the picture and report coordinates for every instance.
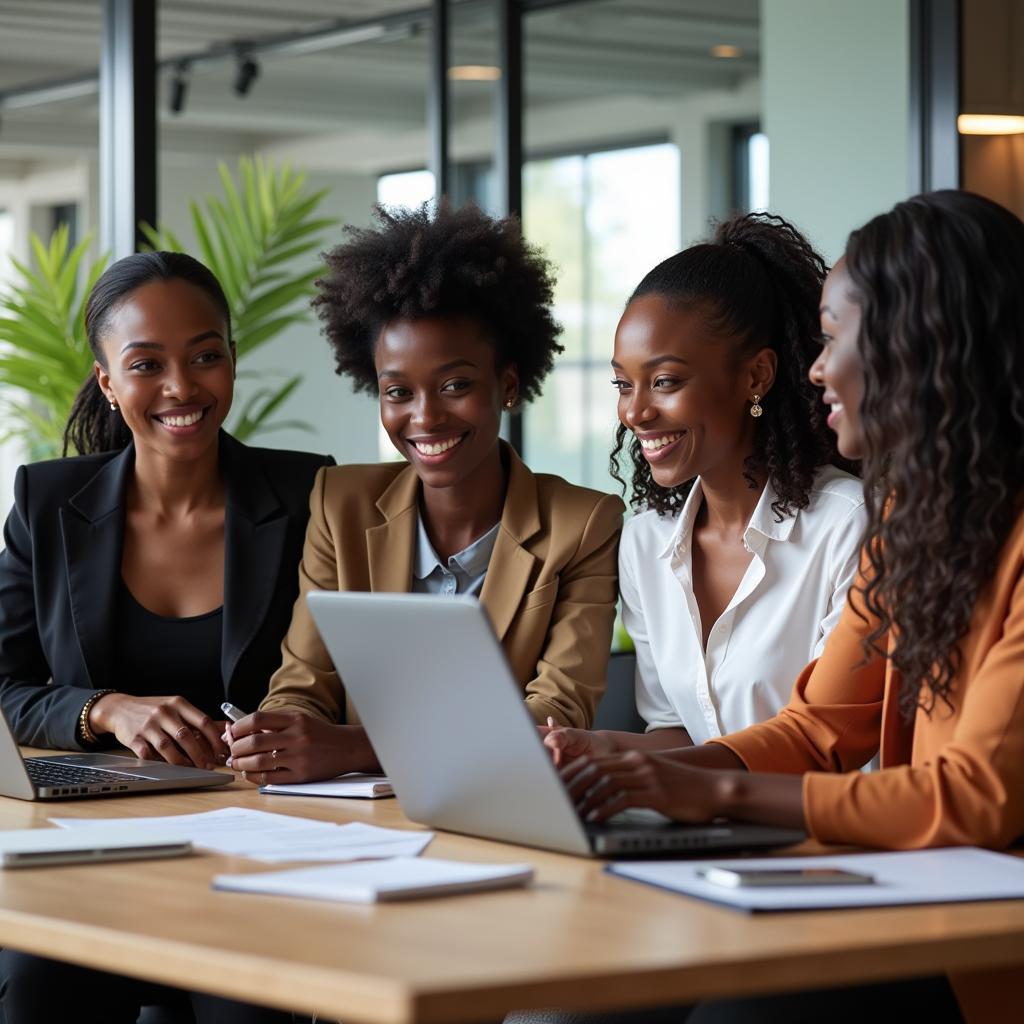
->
[611,293,776,490]
[94,278,235,463]
[810,258,866,459]
[375,315,518,490]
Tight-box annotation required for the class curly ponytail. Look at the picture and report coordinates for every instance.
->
[610,211,854,518]
[62,251,230,456]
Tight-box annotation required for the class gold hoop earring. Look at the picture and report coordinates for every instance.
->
[749,394,763,418]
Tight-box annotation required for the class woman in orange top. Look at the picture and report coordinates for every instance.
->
[553,190,1024,1023]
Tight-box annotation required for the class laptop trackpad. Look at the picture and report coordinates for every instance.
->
[607,808,674,826]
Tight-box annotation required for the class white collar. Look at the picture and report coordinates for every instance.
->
[656,475,797,561]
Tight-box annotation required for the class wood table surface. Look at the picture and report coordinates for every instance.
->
[0,756,1021,1022]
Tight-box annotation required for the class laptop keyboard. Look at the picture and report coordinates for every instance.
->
[26,761,150,786]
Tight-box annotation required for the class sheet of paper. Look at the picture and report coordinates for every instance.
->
[51,807,432,863]
[608,847,1024,912]
[260,774,394,799]
[212,856,534,903]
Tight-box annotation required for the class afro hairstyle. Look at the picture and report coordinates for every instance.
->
[312,201,563,402]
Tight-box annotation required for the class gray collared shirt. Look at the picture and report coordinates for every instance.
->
[411,515,500,597]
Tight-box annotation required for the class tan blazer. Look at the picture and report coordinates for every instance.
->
[712,504,1024,1022]
[261,444,624,728]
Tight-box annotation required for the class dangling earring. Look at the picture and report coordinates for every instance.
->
[749,394,763,418]
[109,398,118,412]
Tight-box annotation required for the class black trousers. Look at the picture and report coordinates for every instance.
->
[0,950,301,1024]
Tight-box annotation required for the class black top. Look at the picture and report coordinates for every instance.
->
[115,582,225,720]
[0,431,334,750]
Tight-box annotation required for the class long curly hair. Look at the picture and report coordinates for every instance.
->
[610,212,851,518]
[847,190,1024,719]
[313,201,562,403]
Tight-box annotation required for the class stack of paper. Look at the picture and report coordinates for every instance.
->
[260,774,393,799]
[51,808,431,863]
[608,847,1024,912]
[212,857,534,903]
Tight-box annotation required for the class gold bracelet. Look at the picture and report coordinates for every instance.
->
[78,689,117,747]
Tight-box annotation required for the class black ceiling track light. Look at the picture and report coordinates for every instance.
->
[168,60,190,114]
[233,47,260,97]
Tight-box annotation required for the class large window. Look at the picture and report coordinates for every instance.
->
[523,142,680,491]
[0,0,923,501]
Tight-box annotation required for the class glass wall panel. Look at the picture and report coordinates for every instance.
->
[523,143,679,491]
[522,0,912,492]
[0,0,931,509]
[446,0,500,213]
[155,0,431,466]
[0,1,101,507]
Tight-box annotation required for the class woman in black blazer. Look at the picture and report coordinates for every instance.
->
[0,251,330,1024]
[0,430,330,753]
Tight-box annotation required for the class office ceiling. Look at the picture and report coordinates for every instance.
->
[0,0,760,164]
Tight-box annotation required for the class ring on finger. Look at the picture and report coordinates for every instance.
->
[258,771,268,786]
[271,749,279,761]
[174,725,191,741]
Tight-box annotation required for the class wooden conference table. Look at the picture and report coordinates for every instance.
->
[0,755,1023,1023]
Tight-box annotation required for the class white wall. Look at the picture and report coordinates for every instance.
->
[668,76,761,245]
[761,0,911,263]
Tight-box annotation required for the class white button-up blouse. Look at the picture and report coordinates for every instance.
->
[619,466,866,745]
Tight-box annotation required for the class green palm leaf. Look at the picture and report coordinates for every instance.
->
[143,156,333,442]
[0,226,107,460]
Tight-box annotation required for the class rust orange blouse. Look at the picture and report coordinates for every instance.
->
[711,505,1024,851]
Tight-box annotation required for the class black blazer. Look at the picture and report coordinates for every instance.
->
[0,431,333,750]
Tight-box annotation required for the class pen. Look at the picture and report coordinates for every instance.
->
[221,702,248,723]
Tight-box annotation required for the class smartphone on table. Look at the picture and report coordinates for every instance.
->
[698,866,875,888]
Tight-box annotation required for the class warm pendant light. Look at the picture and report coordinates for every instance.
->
[958,114,1024,135]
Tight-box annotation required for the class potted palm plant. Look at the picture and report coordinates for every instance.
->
[0,157,335,460]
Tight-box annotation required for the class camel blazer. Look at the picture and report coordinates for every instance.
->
[711,504,1024,1023]
[0,433,333,750]
[261,444,624,728]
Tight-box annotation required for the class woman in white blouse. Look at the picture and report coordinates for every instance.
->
[546,212,865,762]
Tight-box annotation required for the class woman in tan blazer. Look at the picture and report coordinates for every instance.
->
[227,202,623,784]
[551,191,1024,1023]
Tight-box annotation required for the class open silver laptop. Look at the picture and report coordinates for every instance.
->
[307,592,805,858]
[0,707,231,800]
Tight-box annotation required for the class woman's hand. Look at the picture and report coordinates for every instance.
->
[560,750,728,823]
[541,724,620,766]
[561,750,807,830]
[89,693,228,769]
[226,710,378,785]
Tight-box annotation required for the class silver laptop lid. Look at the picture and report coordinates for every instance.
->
[307,591,592,856]
[0,707,40,800]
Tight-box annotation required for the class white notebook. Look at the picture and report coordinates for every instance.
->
[259,774,393,799]
[609,847,1024,912]
[212,856,534,903]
